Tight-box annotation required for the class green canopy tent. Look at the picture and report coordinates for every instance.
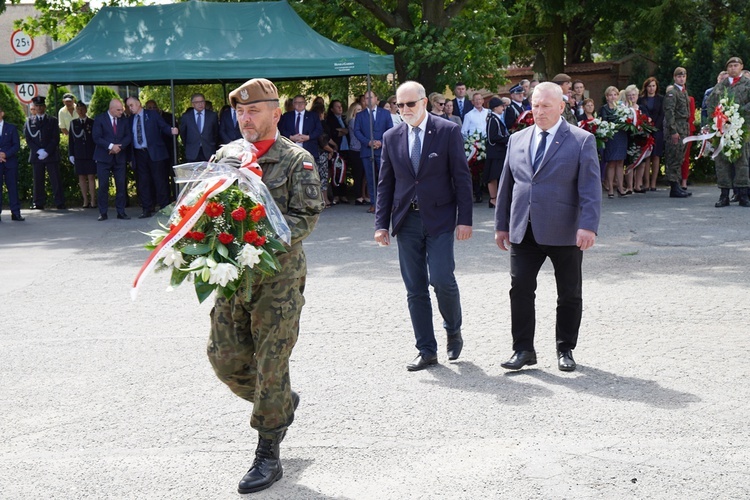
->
[0,0,394,85]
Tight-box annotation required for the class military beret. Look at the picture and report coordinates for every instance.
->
[509,84,524,94]
[552,73,572,83]
[62,93,75,101]
[229,78,279,107]
[726,57,743,68]
[488,97,504,109]
[673,67,687,76]
[31,96,46,106]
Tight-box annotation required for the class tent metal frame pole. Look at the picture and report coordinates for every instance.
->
[169,79,178,199]
[366,73,376,207]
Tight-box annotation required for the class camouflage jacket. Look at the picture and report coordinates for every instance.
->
[215,135,324,282]
[563,101,578,125]
[706,75,750,118]
[663,85,690,136]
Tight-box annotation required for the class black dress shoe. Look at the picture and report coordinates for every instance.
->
[117,213,131,220]
[31,204,44,210]
[138,211,153,219]
[406,354,438,372]
[98,214,108,221]
[11,214,25,221]
[447,332,464,361]
[500,350,537,370]
[238,435,283,494]
[557,350,576,372]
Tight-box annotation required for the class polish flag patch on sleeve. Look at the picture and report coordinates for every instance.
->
[303,161,314,170]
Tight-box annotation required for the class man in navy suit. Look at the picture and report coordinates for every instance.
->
[278,95,323,158]
[24,96,65,210]
[179,93,219,162]
[354,90,393,212]
[126,97,179,218]
[219,105,242,145]
[93,98,132,220]
[451,82,470,121]
[375,81,473,371]
[494,82,601,372]
[0,106,24,222]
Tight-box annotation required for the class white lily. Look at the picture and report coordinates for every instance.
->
[237,244,264,269]
[208,263,239,287]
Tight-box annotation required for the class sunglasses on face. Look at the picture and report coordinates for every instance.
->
[396,99,423,109]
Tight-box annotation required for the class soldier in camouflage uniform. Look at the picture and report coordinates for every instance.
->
[551,73,578,125]
[706,57,750,207]
[206,78,324,494]
[663,67,692,198]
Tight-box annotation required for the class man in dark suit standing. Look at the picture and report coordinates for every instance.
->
[375,81,473,371]
[24,96,65,210]
[278,95,322,158]
[179,93,219,162]
[93,98,132,221]
[126,97,179,218]
[494,82,601,372]
[451,82,470,121]
[0,105,24,221]
[219,105,242,146]
[354,90,393,212]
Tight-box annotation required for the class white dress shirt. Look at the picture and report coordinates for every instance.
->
[407,114,429,158]
[530,117,564,166]
[461,107,489,137]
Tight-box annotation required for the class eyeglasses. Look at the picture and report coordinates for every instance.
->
[192,100,205,104]
[395,100,423,109]
[435,102,445,106]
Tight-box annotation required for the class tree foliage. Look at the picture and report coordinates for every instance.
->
[0,84,26,128]
[89,86,121,117]
[11,0,142,42]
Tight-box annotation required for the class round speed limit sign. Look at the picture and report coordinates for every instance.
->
[10,30,34,57]
[15,83,38,104]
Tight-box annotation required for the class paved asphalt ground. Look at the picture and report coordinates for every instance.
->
[1,185,749,499]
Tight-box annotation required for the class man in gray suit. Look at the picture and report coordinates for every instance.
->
[494,82,601,372]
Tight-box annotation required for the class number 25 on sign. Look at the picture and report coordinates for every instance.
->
[11,30,34,57]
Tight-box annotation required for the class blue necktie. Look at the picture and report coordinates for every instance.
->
[196,112,202,134]
[532,131,548,172]
[410,127,421,175]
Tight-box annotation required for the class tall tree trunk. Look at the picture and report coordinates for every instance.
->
[545,15,565,78]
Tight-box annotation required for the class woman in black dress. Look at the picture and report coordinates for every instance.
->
[68,102,97,208]
[637,77,665,191]
[484,97,509,208]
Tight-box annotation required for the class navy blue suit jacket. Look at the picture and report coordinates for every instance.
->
[179,109,219,160]
[0,122,20,169]
[279,110,323,158]
[24,115,60,163]
[219,107,242,145]
[129,109,173,162]
[452,97,470,121]
[353,107,393,160]
[92,112,132,164]
[375,115,473,237]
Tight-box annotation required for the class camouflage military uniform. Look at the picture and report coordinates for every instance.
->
[563,100,578,125]
[207,135,324,439]
[706,76,750,189]
[663,85,690,183]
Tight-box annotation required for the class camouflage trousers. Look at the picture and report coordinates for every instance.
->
[714,142,750,188]
[207,276,306,438]
[664,134,687,183]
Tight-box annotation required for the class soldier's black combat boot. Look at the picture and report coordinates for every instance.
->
[669,181,691,198]
[238,434,283,494]
[715,188,731,207]
[738,187,750,207]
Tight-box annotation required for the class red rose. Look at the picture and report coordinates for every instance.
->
[205,202,224,218]
[178,205,191,218]
[250,204,266,222]
[254,235,266,246]
[243,230,259,244]
[231,207,247,221]
[191,231,205,242]
[218,232,234,244]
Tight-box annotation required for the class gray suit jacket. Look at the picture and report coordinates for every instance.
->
[494,119,601,246]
